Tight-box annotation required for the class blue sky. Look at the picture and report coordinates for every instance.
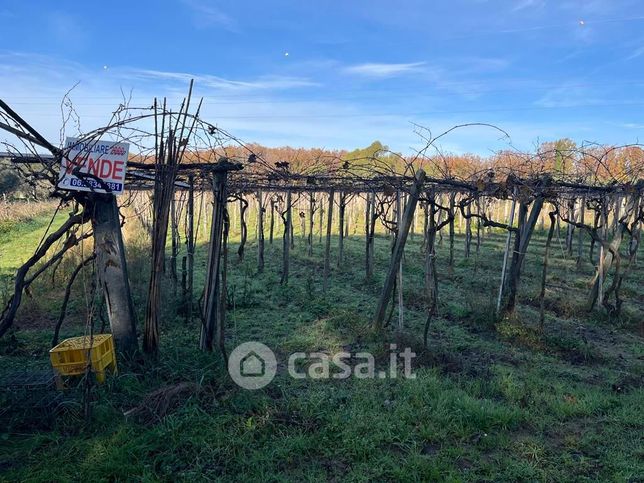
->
[1,0,644,155]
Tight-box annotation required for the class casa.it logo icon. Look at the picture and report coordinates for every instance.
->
[228,342,277,390]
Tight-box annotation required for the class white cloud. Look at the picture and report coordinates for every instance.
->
[181,0,238,31]
[625,45,644,61]
[0,56,506,155]
[512,0,546,12]
[535,84,604,108]
[344,62,426,78]
[0,53,321,148]
[455,57,510,73]
[0,52,635,156]
[125,69,319,91]
[559,0,614,16]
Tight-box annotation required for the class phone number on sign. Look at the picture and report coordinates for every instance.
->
[70,178,123,191]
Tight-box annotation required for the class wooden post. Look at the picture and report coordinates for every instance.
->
[412,200,417,238]
[497,190,517,314]
[186,175,195,324]
[290,207,295,250]
[257,191,265,273]
[232,196,239,236]
[422,201,428,252]
[448,193,455,269]
[200,191,207,241]
[338,192,346,267]
[281,191,292,285]
[577,196,585,268]
[373,170,426,330]
[237,196,248,261]
[588,195,637,310]
[181,256,187,302]
[504,194,545,315]
[365,192,373,279]
[437,194,444,246]
[396,190,404,331]
[565,198,575,256]
[612,195,621,234]
[300,209,306,243]
[539,210,557,329]
[465,203,472,259]
[254,197,258,243]
[91,195,138,356]
[593,208,602,262]
[598,203,607,307]
[269,197,275,245]
[424,192,439,347]
[200,170,228,352]
[308,193,315,256]
[319,197,324,245]
[475,199,481,257]
[345,200,351,238]
[144,165,177,354]
[217,210,229,358]
[352,199,360,236]
[323,190,334,292]
[170,193,178,285]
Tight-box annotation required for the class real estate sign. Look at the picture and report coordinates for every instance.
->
[57,137,129,195]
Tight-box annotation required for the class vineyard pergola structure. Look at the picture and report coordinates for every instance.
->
[0,86,642,361]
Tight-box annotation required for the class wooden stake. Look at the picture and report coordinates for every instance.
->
[448,193,455,268]
[373,170,426,330]
[269,196,275,245]
[396,190,404,331]
[257,191,265,273]
[281,191,292,285]
[365,192,374,279]
[200,169,228,352]
[338,192,346,267]
[576,196,585,268]
[308,192,315,256]
[465,203,472,259]
[170,193,178,285]
[497,190,517,314]
[92,195,139,356]
[186,175,194,324]
[323,190,335,292]
[539,210,557,329]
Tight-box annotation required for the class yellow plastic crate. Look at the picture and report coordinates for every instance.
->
[49,334,117,388]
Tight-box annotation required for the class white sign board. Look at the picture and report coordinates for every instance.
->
[57,137,129,195]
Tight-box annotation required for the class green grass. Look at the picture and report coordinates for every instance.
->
[0,211,67,273]
[0,207,642,482]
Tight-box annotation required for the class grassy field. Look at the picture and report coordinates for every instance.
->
[0,204,643,482]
